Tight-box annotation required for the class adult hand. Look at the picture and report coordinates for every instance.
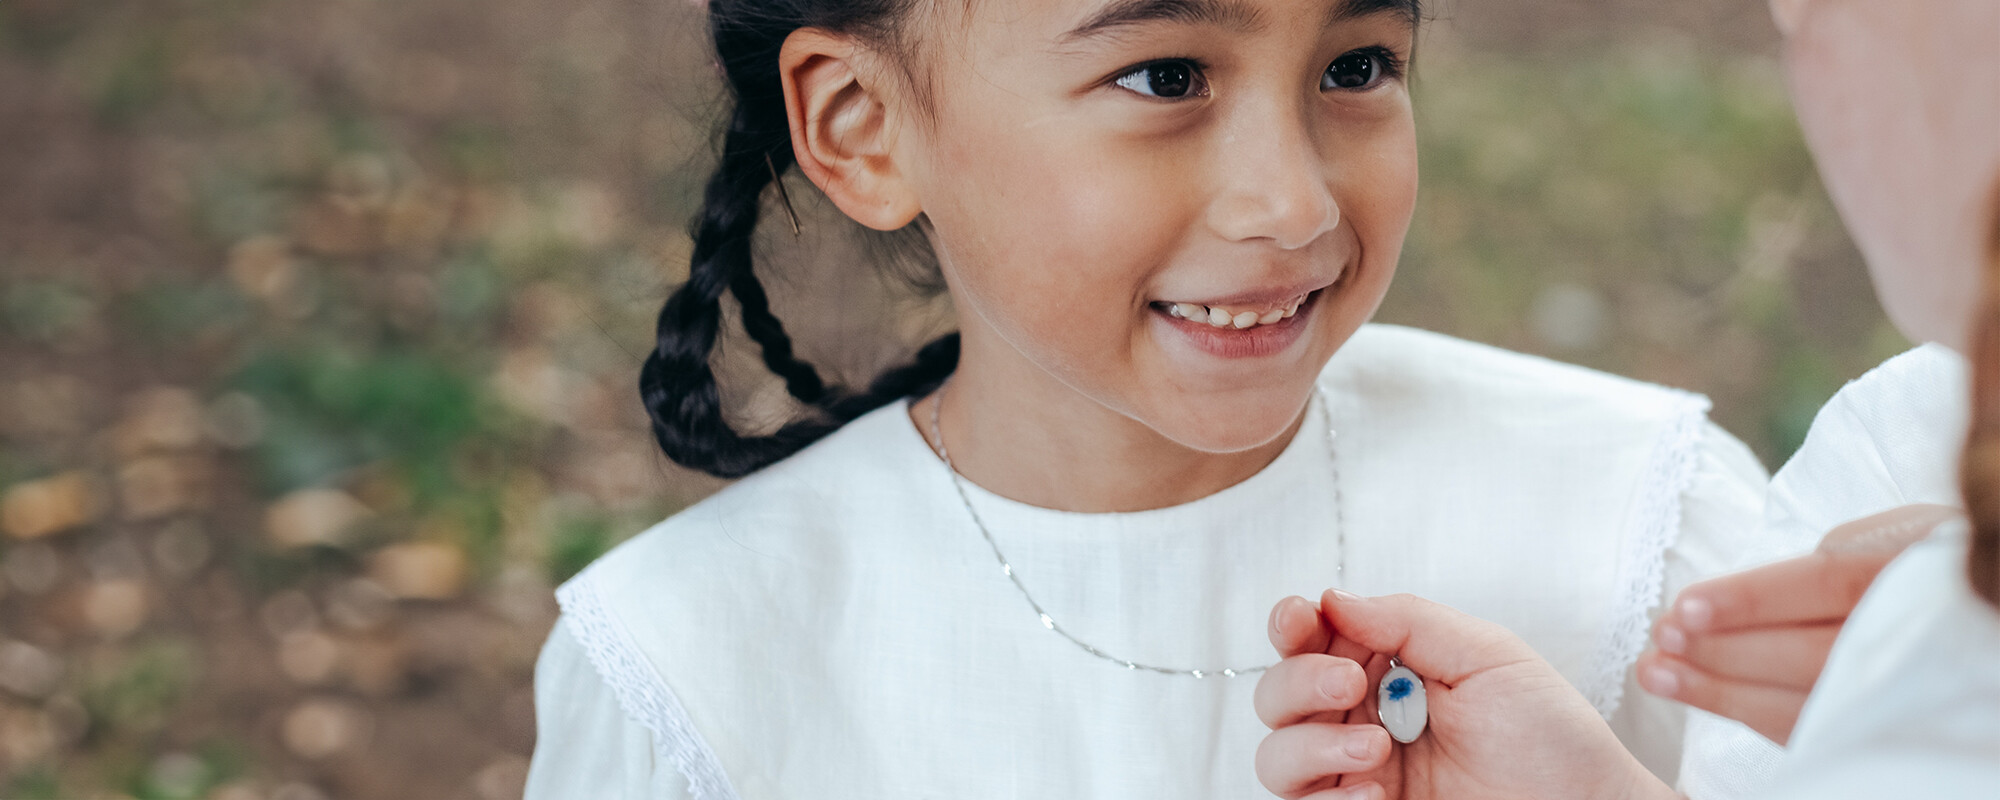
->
[1637,503,1960,744]
[1255,591,1674,800]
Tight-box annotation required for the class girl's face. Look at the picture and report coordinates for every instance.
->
[1772,0,2000,350]
[895,0,1419,452]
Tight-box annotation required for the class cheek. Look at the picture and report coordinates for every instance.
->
[1331,111,1420,283]
[925,117,1190,343]
[1360,126,1420,248]
[1787,23,1909,247]
[1784,8,1986,343]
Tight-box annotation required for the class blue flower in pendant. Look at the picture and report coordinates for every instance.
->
[1377,663,1428,744]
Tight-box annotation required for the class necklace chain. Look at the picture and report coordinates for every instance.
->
[927,385,1344,678]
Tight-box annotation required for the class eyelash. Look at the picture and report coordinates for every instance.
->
[1110,46,1408,101]
[1346,46,1407,85]
[1112,56,1212,100]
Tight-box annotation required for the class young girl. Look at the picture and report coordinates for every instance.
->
[525,0,1787,796]
[1253,0,2000,797]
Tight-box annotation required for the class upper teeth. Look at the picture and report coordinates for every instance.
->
[1167,294,1309,329]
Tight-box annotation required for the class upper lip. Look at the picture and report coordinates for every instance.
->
[1155,276,1336,308]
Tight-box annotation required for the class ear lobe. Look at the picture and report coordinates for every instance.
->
[780,30,923,232]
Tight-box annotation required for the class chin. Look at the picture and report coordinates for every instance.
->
[1884,295,1975,353]
[1147,388,1316,454]
[1872,259,1980,352]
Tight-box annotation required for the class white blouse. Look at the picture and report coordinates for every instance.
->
[1765,525,2000,799]
[1727,343,2000,798]
[1678,343,1973,799]
[525,324,1782,799]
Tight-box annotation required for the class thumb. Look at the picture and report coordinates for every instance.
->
[1320,589,1537,685]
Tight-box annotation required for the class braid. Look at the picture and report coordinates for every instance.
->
[727,214,830,404]
[639,114,805,477]
[822,332,960,423]
[1959,187,2000,608]
[638,0,955,479]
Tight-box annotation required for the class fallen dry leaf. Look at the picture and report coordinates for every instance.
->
[2,471,101,539]
[368,541,467,601]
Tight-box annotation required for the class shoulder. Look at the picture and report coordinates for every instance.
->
[1328,325,1759,497]
[549,400,939,708]
[1828,342,1968,416]
[536,406,931,799]
[1807,342,1968,467]
[573,401,924,602]
[1336,322,1712,416]
[1809,343,1967,466]
[1769,344,1969,538]
[525,619,696,799]
[1329,324,1710,422]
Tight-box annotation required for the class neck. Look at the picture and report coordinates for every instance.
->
[913,334,1302,513]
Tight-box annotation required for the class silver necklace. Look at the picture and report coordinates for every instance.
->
[925,384,1344,678]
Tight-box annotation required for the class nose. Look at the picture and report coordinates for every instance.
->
[1204,101,1341,250]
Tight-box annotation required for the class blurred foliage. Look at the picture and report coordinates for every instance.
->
[1390,38,1901,460]
[230,345,487,496]
[543,512,617,586]
[0,0,1897,798]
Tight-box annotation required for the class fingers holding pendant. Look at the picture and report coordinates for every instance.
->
[1255,653,1370,728]
[1255,722,1393,799]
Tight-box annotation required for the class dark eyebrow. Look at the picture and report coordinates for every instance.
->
[1059,0,1266,43]
[1060,0,1420,45]
[1328,0,1421,26]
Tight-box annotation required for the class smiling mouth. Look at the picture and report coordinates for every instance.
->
[1149,291,1316,330]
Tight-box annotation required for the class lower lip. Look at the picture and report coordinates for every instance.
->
[1153,290,1323,360]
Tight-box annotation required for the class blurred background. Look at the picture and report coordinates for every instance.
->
[0,0,1904,798]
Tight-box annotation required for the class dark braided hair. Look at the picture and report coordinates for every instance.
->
[1957,183,2000,609]
[641,0,957,478]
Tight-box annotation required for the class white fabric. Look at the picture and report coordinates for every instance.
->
[1764,343,1969,545]
[1764,523,2000,799]
[525,325,1781,799]
[1681,343,1978,800]
[1708,342,1999,799]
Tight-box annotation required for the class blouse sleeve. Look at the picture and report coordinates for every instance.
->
[1759,532,2000,800]
[524,617,694,800]
[1764,343,1968,542]
[1606,420,1808,798]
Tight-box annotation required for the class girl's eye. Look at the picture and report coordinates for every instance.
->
[1322,49,1392,91]
[1114,60,1208,100]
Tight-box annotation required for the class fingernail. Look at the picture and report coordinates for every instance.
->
[1656,624,1687,655]
[1640,665,1681,697]
[1328,589,1363,603]
[1343,730,1378,759]
[1678,597,1713,632]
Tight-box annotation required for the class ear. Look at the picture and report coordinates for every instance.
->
[779,29,923,232]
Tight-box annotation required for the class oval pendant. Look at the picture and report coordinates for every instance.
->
[1376,659,1428,744]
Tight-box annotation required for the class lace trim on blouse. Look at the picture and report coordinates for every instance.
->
[556,573,741,800]
[1584,393,1712,718]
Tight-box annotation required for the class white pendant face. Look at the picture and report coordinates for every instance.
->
[1377,664,1428,744]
